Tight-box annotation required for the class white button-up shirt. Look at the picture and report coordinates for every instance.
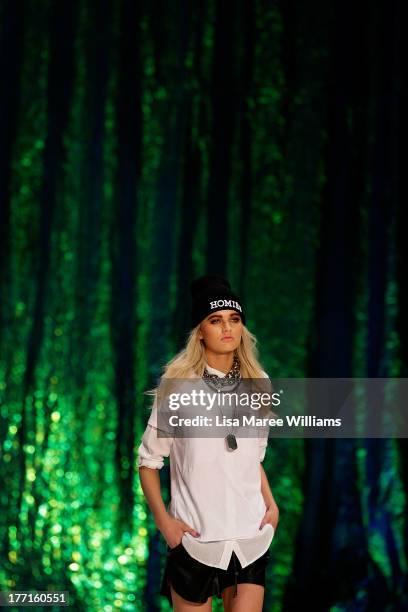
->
[137,364,275,569]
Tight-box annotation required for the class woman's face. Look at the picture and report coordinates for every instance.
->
[198,310,243,354]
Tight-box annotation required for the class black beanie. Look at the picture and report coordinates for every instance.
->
[190,274,246,327]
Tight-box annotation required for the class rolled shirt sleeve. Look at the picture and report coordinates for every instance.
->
[137,394,174,470]
[137,424,173,469]
[259,435,268,462]
[258,369,270,462]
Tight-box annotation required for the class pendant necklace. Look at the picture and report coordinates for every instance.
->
[202,354,241,451]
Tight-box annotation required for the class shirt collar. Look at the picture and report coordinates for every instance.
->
[204,362,227,378]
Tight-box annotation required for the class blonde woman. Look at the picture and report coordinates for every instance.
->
[138,275,279,611]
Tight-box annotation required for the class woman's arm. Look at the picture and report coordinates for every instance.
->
[139,466,199,547]
[259,464,279,530]
[138,466,169,529]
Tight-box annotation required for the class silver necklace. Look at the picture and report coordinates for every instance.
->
[203,354,241,451]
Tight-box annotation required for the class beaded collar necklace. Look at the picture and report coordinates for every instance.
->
[202,353,241,389]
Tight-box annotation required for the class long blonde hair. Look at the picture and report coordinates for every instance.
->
[164,324,265,379]
[145,324,267,400]
[144,323,279,424]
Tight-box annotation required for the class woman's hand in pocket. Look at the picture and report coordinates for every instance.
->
[158,514,200,549]
[259,502,279,531]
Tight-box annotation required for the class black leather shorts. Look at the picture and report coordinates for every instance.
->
[160,542,270,605]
